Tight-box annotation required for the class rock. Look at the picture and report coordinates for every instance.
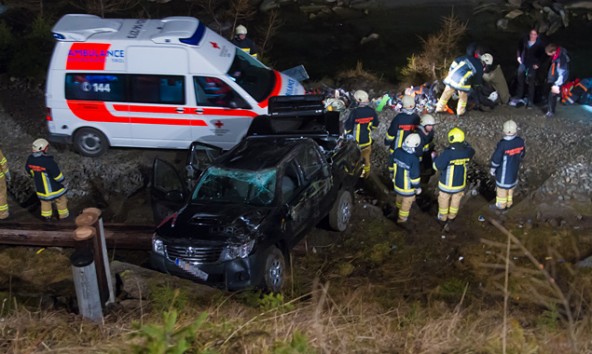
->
[505,9,524,19]
[496,18,509,31]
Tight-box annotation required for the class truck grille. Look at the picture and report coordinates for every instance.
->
[165,244,224,264]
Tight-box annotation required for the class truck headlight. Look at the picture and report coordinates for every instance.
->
[152,236,164,256]
[221,240,255,261]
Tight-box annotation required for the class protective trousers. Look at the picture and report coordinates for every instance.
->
[437,86,469,116]
[437,191,464,221]
[40,195,69,220]
[495,187,514,209]
[395,194,415,223]
[360,146,372,178]
[0,176,7,219]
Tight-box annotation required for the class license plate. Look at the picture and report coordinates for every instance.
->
[175,258,209,281]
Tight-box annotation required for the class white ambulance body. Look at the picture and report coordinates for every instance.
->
[46,14,304,156]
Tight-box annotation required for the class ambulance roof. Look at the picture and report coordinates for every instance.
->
[52,14,202,46]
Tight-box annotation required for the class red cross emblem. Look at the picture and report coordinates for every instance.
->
[210,41,220,49]
[214,120,224,128]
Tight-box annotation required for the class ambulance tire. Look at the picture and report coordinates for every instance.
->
[74,128,109,157]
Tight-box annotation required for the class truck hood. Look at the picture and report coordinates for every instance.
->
[156,203,271,243]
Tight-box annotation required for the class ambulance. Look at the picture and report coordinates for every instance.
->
[45,14,304,157]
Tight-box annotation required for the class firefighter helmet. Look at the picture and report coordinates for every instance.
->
[481,53,493,65]
[503,120,518,136]
[447,127,465,144]
[353,90,369,103]
[420,114,436,126]
[403,133,421,148]
[401,95,415,109]
[235,25,247,35]
[32,138,49,152]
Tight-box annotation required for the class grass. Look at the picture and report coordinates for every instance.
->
[1,217,592,353]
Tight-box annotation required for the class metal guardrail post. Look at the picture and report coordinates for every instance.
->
[71,226,103,322]
[75,208,113,306]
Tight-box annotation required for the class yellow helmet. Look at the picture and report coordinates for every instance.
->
[447,127,465,144]
[32,138,49,152]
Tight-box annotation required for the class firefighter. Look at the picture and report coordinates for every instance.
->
[389,133,422,223]
[436,53,493,117]
[25,139,69,221]
[385,95,420,154]
[231,25,259,58]
[489,120,525,210]
[0,148,10,219]
[345,90,379,178]
[433,127,475,222]
[545,43,570,117]
[416,114,437,182]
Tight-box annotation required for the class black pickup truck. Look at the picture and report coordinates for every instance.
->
[150,95,362,292]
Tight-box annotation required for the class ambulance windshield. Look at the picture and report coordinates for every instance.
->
[226,49,275,102]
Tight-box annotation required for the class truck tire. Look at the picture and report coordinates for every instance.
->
[74,128,109,157]
[329,190,353,232]
[261,246,286,293]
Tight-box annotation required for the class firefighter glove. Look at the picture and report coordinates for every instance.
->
[415,187,422,195]
[489,168,496,177]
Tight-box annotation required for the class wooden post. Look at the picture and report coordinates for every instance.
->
[82,207,115,305]
[75,210,110,306]
[71,226,103,322]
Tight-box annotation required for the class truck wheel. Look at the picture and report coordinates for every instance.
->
[329,190,353,232]
[261,246,286,293]
[74,128,108,157]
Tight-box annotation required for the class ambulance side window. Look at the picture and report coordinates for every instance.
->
[65,74,125,102]
[193,76,250,109]
[130,75,184,104]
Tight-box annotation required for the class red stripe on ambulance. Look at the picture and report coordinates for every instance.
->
[66,43,111,70]
[258,71,283,109]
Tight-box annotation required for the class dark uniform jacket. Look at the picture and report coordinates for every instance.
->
[416,125,434,159]
[444,55,483,92]
[490,136,525,189]
[517,36,545,69]
[25,152,67,201]
[231,37,259,57]
[345,105,379,149]
[433,142,475,193]
[389,147,421,196]
[385,110,419,152]
[547,47,570,87]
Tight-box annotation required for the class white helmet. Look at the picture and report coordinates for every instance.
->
[353,90,369,103]
[403,133,421,148]
[32,138,49,152]
[420,114,436,126]
[481,53,493,65]
[235,25,247,35]
[503,120,518,136]
[401,95,415,109]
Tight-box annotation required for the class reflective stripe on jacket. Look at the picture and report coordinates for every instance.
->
[345,106,379,148]
[385,111,419,152]
[25,152,67,201]
[433,142,475,193]
[490,136,525,189]
[444,55,483,92]
[389,148,420,196]
[0,149,8,179]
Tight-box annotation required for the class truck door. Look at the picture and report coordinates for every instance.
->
[191,76,258,150]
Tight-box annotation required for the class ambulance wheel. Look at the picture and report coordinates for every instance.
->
[74,128,108,157]
[329,190,353,232]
